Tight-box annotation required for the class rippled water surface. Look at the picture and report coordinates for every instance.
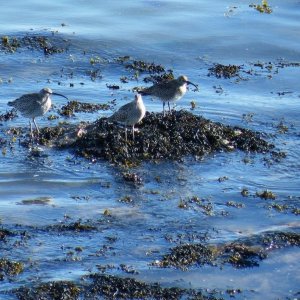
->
[0,0,299,299]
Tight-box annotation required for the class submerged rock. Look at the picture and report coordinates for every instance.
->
[41,110,274,164]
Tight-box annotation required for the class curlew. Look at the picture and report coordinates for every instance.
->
[8,87,68,138]
[139,75,198,115]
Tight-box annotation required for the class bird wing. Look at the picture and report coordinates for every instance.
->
[108,101,134,123]
[142,80,178,100]
[11,93,40,107]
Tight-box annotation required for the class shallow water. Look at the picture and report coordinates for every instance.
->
[0,0,300,299]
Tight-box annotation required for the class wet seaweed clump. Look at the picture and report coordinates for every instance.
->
[14,273,226,300]
[106,84,120,90]
[59,100,111,117]
[38,126,69,146]
[0,109,18,122]
[250,0,273,14]
[292,208,300,215]
[0,36,20,52]
[152,244,217,270]
[122,172,143,185]
[143,71,175,84]
[222,243,267,268]
[19,196,52,205]
[15,281,80,300]
[0,34,68,54]
[0,258,24,280]
[72,110,274,165]
[0,229,13,240]
[208,64,241,79]
[46,220,97,233]
[261,232,300,249]
[178,196,214,216]
[256,189,276,200]
[85,274,186,299]
[125,60,165,73]
[153,242,266,270]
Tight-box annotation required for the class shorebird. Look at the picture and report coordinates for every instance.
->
[139,75,198,116]
[108,94,146,141]
[8,87,68,138]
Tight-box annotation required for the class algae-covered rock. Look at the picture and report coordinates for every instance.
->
[73,110,274,164]
[32,110,277,165]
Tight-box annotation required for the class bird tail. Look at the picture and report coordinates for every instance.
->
[7,101,14,107]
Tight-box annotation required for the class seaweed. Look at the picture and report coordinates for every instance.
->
[250,0,273,14]
[122,172,143,185]
[85,274,187,300]
[125,60,165,73]
[58,100,111,117]
[222,243,266,268]
[14,274,225,300]
[256,190,276,200]
[72,110,274,165]
[45,221,97,232]
[0,258,24,280]
[0,229,13,240]
[152,244,217,269]
[0,109,18,122]
[153,231,300,270]
[0,34,68,54]
[208,64,241,79]
[15,281,80,300]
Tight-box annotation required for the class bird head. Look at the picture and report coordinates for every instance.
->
[40,88,68,99]
[178,76,199,91]
[40,87,53,95]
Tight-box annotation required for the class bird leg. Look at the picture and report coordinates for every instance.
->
[168,101,171,113]
[29,120,34,140]
[132,125,135,140]
[125,127,128,142]
[32,118,40,135]
[163,101,166,117]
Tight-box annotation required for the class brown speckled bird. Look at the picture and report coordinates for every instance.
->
[8,88,68,138]
[108,94,146,141]
[139,75,198,116]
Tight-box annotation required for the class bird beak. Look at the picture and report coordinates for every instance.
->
[187,81,199,91]
[52,92,68,100]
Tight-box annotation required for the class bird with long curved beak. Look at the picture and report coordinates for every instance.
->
[139,75,198,116]
[8,87,68,138]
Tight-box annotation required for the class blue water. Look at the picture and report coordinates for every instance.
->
[0,1,300,299]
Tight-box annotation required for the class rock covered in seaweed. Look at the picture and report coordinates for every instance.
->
[73,110,274,164]
[37,110,275,164]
